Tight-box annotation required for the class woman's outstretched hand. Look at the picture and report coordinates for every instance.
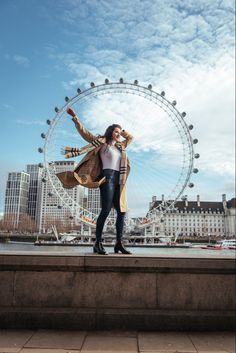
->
[67,107,76,118]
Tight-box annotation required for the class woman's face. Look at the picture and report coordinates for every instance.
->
[112,127,121,142]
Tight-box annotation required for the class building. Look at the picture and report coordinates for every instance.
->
[87,188,101,218]
[4,171,30,228]
[38,161,84,233]
[26,164,43,229]
[3,161,235,239]
[224,197,236,238]
[147,194,235,239]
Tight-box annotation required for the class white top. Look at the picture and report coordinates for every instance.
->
[100,143,122,172]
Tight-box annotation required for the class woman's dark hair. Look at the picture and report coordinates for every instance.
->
[103,124,122,143]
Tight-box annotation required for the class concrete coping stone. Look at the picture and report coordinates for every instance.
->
[0,253,235,273]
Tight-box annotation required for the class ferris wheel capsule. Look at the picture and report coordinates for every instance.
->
[148,84,152,90]
[55,107,59,113]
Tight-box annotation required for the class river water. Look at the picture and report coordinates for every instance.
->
[0,242,235,259]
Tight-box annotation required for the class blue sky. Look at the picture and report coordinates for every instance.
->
[0,0,235,216]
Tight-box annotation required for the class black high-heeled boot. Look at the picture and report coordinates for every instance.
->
[114,240,131,254]
[93,241,107,255]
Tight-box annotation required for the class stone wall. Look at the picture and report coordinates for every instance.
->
[0,253,235,330]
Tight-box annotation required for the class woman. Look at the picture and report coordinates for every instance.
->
[56,107,133,255]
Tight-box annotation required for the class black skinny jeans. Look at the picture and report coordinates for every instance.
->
[96,169,126,242]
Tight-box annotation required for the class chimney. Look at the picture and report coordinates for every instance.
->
[197,195,200,207]
[152,196,156,202]
[185,195,188,207]
[162,194,164,201]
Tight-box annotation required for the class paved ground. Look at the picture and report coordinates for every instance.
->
[0,330,235,353]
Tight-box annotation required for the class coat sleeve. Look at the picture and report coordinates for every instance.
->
[120,129,133,148]
[72,115,97,143]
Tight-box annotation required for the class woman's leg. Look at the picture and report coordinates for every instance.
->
[113,184,126,241]
[95,181,115,241]
[113,184,131,254]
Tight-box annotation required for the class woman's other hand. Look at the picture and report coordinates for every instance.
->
[67,107,76,117]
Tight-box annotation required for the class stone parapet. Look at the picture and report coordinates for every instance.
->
[0,253,235,330]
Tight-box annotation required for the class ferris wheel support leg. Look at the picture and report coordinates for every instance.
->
[81,222,84,237]
[152,224,155,239]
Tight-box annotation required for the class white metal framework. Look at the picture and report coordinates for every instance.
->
[39,79,199,228]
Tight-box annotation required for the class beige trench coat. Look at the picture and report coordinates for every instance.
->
[56,115,133,212]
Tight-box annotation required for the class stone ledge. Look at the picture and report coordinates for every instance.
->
[0,253,235,330]
[0,253,235,273]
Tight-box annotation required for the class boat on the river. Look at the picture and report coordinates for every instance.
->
[201,244,223,250]
[220,239,236,249]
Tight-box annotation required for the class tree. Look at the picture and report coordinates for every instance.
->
[2,213,18,231]
[18,214,37,233]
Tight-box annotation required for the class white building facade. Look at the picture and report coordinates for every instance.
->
[224,197,236,238]
[4,171,30,228]
[147,194,235,239]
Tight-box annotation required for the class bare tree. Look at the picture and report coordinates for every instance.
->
[18,214,37,233]
[2,213,18,232]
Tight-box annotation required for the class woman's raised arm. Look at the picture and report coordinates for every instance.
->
[120,129,133,148]
[67,107,96,143]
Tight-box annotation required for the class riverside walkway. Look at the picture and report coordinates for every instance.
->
[0,329,235,352]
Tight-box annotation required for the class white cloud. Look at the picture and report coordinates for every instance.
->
[16,119,45,126]
[0,103,13,110]
[4,53,30,67]
[13,55,30,67]
[42,0,235,213]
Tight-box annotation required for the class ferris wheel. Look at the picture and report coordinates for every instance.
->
[38,78,199,228]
